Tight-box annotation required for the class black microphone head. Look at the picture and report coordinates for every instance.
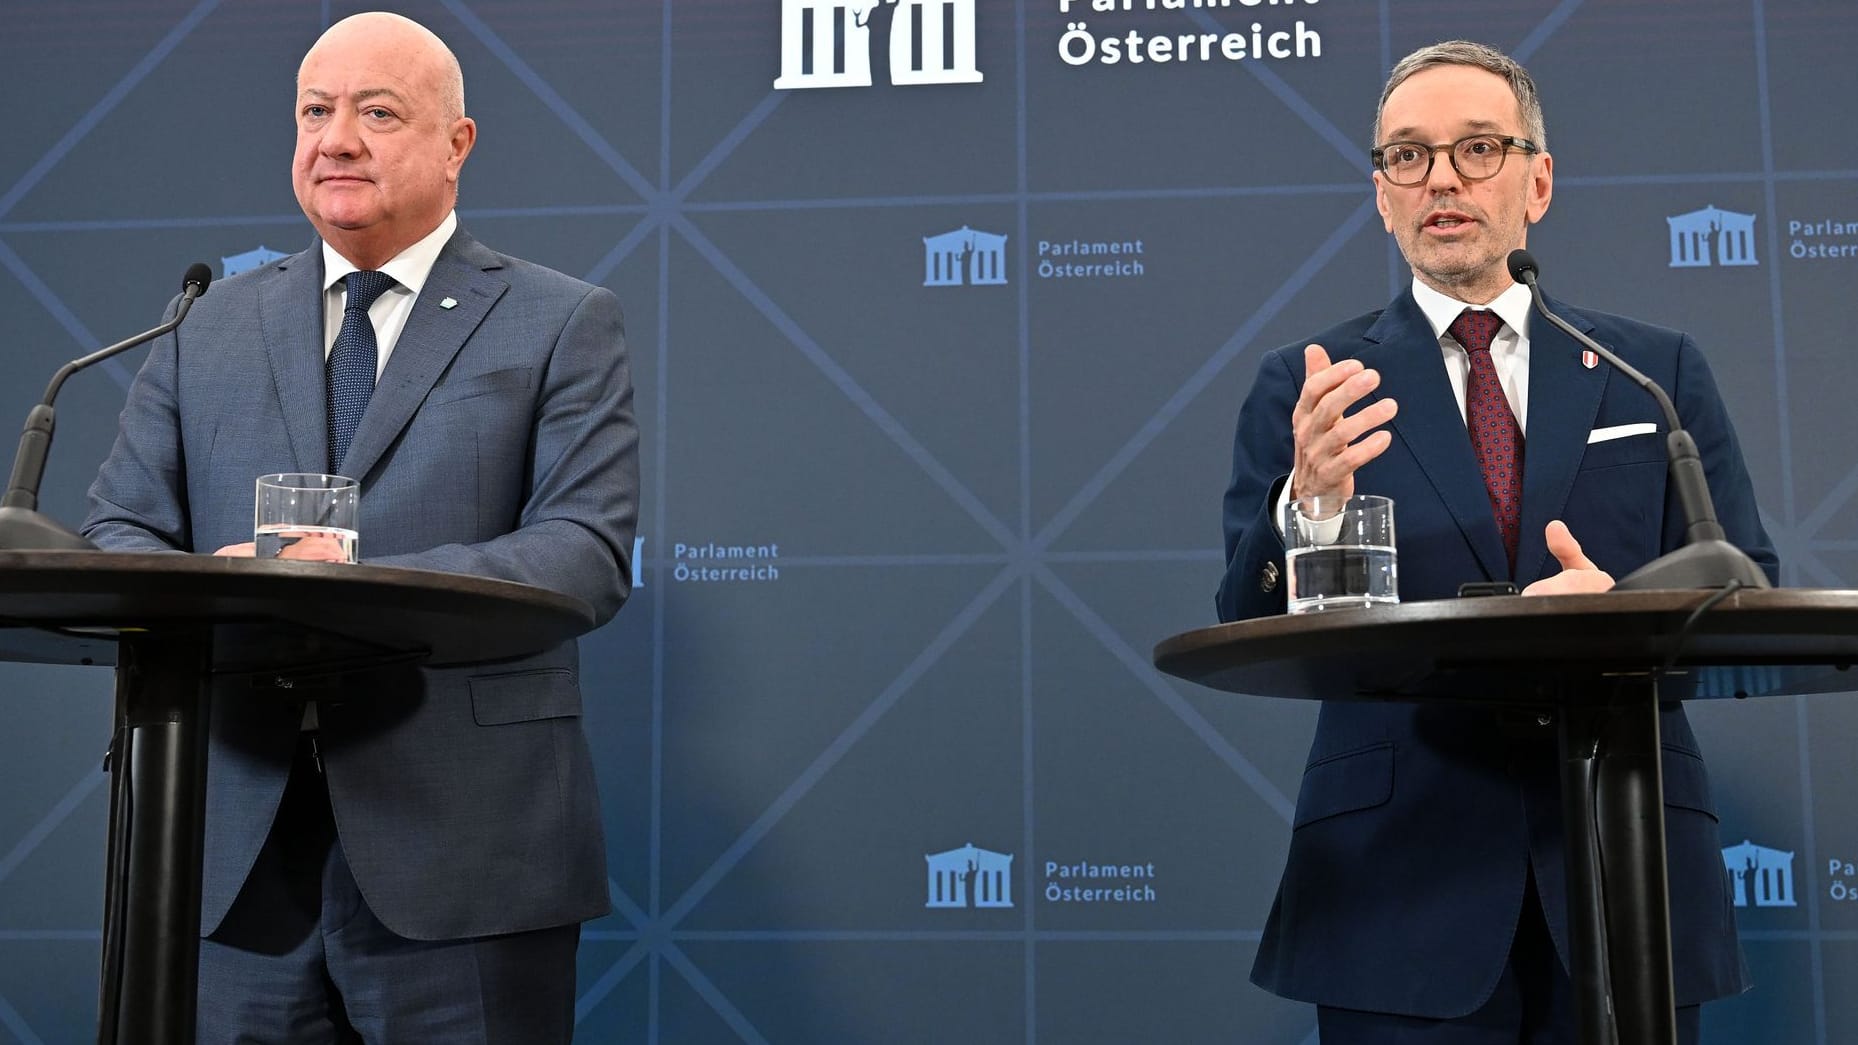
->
[182,262,213,296]
[1506,249,1538,285]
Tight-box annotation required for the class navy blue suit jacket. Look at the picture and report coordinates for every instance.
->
[84,228,639,941]
[1216,289,1777,1017]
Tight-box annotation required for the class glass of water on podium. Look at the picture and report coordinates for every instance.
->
[1283,493,1397,613]
[255,473,359,563]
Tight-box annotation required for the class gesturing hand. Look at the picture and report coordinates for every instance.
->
[1520,520,1616,596]
[1289,344,1399,502]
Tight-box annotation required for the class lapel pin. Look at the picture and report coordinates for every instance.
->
[439,296,458,310]
[1581,349,1598,370]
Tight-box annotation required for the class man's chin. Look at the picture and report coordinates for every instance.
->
[312,210,381,233]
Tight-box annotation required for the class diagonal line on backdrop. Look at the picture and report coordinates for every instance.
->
[573,937,651,1026]
[0,0,221,222]
[657,565,1019,929]
[0,993,47,1045]
[1178,10,1359,168]
[0,766,105,889]
[606,876,651,931]
[0,237,138,393]
[0,236,100,349]
[673,214,1020,551]
[658,942,773,1045]
[581,213,662,289]
[1790,545,1843,589]
[670,93,789,203]
[438,0,657,201]
[1031,198,1377,553]
[1794,460,1858,541]
[1034,565,1296,822]
[1511,0,1589,63]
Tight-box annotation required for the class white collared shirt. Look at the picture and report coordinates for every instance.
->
[319,211,458,378]
[1409,276,1534,427]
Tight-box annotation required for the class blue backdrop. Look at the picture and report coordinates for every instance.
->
[2,1,1855,1041]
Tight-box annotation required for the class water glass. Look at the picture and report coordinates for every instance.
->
[254,473,359,562]
[1283,493,1397,613]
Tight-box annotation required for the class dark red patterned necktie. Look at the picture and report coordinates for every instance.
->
[1449,308,1523,572]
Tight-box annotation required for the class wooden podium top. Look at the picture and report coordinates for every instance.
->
[0,550,597,671]
[1153,588,1858,706]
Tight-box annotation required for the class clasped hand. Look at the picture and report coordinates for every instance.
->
[213,534,351,562]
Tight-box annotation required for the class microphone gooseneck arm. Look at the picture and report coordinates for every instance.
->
[2,280,207,512]
[1505,249,1766,587]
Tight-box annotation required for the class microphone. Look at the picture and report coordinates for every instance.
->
[0,263,214,551]
[1506,249,1770,590]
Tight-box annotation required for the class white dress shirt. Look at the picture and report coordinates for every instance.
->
[319,211,458,376]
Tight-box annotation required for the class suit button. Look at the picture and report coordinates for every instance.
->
[1261,561,1279,593]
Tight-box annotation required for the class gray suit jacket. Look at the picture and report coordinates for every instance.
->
[84,227,639,941]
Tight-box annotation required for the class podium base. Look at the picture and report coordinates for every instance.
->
[0,506,96,551]
[1614,539,1770,592]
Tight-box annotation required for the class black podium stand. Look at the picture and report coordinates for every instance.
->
[1154,589,1858,1045]
[0,550,596,1045]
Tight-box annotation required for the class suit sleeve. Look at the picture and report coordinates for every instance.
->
[82,294,192,553]
[1671,334,1780,584]
[1215,348,1299,623]
[365,285,640,626]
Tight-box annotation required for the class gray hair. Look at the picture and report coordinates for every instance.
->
[1373,40,1546,152]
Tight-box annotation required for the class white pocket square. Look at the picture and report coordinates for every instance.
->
[1587,422,1658,444]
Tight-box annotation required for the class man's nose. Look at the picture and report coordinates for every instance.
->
[1424,146,1467,192]
[319,109,363,158]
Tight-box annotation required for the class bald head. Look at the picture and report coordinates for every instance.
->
[292,11,477,268]
[304,12,466,121]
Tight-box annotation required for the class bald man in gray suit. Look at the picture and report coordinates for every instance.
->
[84,12,637,1042]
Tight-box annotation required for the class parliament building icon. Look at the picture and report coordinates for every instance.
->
[1666,205,1758,268]
[925,843,1014,908]
[923,226,1007,287]
[221,245,289,278]
[1722,839,1796,908]
[774,0,983,90]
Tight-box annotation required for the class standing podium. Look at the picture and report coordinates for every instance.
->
[0,550,596,1045]
[1154,588,1858,1045]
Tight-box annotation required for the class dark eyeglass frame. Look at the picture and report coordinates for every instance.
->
[1370,134,1540,186]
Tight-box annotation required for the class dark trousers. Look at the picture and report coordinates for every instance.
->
[1317,870,1701,1044]
[196,735,580,1044]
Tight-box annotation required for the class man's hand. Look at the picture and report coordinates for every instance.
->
[1290,344,1399,502]
[1520,520,1615,596]
[213,535,351,562]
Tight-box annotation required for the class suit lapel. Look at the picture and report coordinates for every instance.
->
[337,231,508,482]
[1364,293,1511,581]
[260,247,331,473]
[1514,293,1610,583]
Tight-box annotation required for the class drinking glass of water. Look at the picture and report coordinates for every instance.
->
[1283,493,1396,614]
[254,473,359,563]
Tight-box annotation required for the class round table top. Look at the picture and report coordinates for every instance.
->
[1153,588,1858,705]
[0,550,597,670]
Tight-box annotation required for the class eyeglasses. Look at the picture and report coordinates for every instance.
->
[1370,134,1539,187]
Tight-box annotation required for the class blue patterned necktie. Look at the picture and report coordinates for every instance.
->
[1450,308,1524,573]
[326,269,396,471]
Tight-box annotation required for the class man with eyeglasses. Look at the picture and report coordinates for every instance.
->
[1215,40,1776,1043]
